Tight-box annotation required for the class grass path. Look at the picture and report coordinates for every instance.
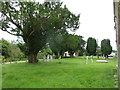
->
[2,57,117,88]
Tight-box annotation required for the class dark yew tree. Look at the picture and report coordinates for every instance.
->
[101,39,112,58]
[86,37,97,56]
[0,1,80,63]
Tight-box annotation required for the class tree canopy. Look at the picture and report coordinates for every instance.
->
[0,39,10,58]
[0,1,80,63]
[86,37,97,56]
[101,39,112,57]
[0,39,24,60]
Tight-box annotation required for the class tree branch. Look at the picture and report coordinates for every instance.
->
[2,12,23,32]
[4,30,23,36]
[1,27,23,36]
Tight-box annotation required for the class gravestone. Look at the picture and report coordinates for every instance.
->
[96,60,108,63]
[86,56,88,64]
[90,55,93,63]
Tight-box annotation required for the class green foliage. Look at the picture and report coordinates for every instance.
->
[78,48,86,56]
[42,47,52,55]
[49,33,68,58]
[8,44,24,61]
[0,39,10,58]
[76,36,86,56]
[65,34,79,56]
[96,46,102,57]
[49,34,85,57]
[101,39,112,57]
[17,43,28,56]
[0,1,80,62]
[0,39,25,62]
[64,34,85,57]
[86,37,97,56]
[37,47,52,59]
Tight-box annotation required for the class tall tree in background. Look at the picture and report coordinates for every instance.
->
[0,39,24,60]
[101,39,112,58]
[86,37,97,56]
[8,44,24,61]
[49,32,68,59]
[49,33,85,58]
[77,36,86,56]
[65,35,85,57]
[17,43,28,57]
[0,1,80,63]
[0,39,10,58]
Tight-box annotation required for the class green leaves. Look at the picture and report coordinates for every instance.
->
[1,1,80,62]
[101,39,112,56]
[86,37,97,56]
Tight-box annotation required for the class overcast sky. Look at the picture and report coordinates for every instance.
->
[0,0,117,50]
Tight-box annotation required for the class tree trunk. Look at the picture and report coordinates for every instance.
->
[28,52,38,63]
[70,51,74,57]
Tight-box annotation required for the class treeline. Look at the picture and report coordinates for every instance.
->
[0,33,86,62]
[0,39,27,63]
[0,36,113,63]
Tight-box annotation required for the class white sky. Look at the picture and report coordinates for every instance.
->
[0,0,117,50]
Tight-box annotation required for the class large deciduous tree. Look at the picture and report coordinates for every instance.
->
[101,39,112,58]
[49,34,85,58]
[49,32,68,59]
[0,1,80,63]
[86,37,97,56]
[65,34,85,57]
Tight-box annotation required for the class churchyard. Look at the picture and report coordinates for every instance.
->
[2,56,117,88]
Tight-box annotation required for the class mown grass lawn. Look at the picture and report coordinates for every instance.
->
[2,56,117,88]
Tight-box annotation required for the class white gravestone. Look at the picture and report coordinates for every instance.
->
[86,56,88,64]
[96,60,108,63]
[91,55,93,63]
[47,55,49,62]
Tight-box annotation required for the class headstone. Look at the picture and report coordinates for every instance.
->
[47,55,49,62]
[50,55,53,60]
[96,60,108,63]
[91,55,93,63]
[86,56,88,64]
[43,55,46,62]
